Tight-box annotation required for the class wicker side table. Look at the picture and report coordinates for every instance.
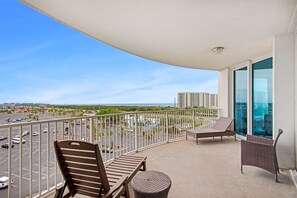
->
[131,170,172,198]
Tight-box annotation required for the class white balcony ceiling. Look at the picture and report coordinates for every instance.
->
[22,0,297,70]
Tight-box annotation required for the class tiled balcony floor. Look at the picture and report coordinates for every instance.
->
[133,138,296,198]
[48,137,297,198]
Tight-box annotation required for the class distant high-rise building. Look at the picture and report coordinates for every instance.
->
[177,92,218,108]
[209,93,218,107]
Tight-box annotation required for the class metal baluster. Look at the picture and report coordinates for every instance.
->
[19,126,23,198]
[29,124,33,197]
[8,127,12,198]
[38,123,41,196]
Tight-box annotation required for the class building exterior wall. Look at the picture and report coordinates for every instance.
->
[177,92,218,108]
[218,68,230,117]
[209,93,219,107]
[203,93,209,107]
[198,93,204,107]
[273,33,295,169]
[219,33,296,169]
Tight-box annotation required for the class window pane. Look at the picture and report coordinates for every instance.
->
[252,58,273,138]
[234,67,247,136]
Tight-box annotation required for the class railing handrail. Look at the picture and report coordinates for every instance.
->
[0,108,221,198]
[0,108,221,128]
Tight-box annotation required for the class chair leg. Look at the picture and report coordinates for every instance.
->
[241,165,243,174]
[124,180,130,198]
[55,178,69,198]
[141,161,146,171]
[275,172,279,183]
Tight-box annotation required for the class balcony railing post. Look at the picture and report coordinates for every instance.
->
[192,110,195,129]
[8,127,12,198]
[135,113,138,152]
[90,118,94,143]
[166,111,169,143]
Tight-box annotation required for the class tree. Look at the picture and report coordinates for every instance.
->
[119,127,127,147]
[27,114,33,119]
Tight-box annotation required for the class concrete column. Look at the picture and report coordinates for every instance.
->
[218,68,230,117]
[273,33,295,169]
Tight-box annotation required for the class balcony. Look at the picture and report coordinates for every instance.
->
[0,108,296,197]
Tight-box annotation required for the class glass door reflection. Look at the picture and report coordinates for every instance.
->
[234,67,248,136]
[252,58,273,138]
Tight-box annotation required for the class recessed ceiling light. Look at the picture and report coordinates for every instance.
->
[212,47,224,54]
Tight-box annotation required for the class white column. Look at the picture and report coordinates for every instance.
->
[218,68,230,117]
[273,33,295,169]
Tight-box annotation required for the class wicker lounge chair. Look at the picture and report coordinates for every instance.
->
[54,140,146,198]
[186,117,235,144]
[241,129,283,182]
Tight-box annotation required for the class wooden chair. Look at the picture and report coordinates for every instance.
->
[54,140,146,198]
[241,129,283,182]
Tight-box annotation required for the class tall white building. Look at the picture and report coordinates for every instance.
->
[177,92,218,108]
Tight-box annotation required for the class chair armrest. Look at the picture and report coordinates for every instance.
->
[241,140,274,158]
[103,174,128,198]
[246,135,274,145]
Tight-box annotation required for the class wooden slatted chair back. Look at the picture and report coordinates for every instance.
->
[54,140,110,197]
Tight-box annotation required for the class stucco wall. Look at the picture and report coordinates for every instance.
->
[218,68,230,117]
[273,33,295,169]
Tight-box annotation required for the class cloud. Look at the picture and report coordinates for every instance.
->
[0,41,54,64]
[73,67,218,104]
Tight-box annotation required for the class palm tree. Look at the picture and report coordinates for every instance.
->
[119,127,127,147]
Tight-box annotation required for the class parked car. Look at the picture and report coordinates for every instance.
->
[5,118,11,122]
[1,143,14,149]
[43,128,48,133]
[32,131,39,136]
[12,138,26,144]
[16,118,22,121]
[22,131,30,137]
[0,136,7,141]
[14,135,20,138]
[0,176,13,189]
[102,148,113,153]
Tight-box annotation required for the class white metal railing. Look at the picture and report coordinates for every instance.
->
[0,108,221,198]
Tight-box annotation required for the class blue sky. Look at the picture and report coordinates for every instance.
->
[0,1,218,104]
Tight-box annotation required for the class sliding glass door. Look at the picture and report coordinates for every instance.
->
[234,67,247,136]
[233,57,273,138]
[252,58,273,138]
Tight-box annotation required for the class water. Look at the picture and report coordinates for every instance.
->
[100,103,175,107]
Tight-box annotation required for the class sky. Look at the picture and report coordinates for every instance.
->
[0,1,218,105]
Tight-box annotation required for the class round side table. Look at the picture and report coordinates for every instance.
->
[131,170,172,198]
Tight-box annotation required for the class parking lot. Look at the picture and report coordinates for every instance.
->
[0,120,137,197]
[0,122,67,197]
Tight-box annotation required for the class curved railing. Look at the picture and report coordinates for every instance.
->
[0,108,221,198]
